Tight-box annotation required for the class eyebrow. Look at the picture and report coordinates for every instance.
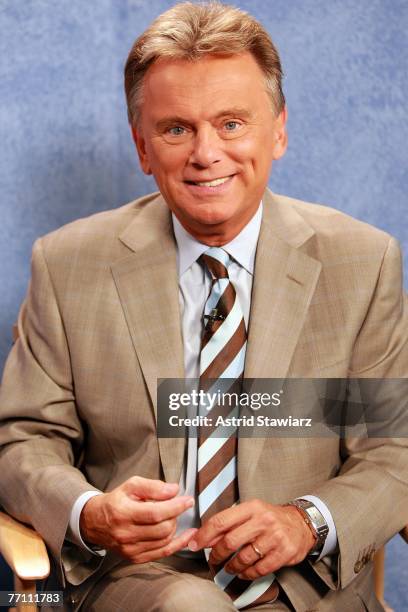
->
[214,108,253,119]
[155,108,253,130]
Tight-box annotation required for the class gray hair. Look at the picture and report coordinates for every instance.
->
[124,1,285,126]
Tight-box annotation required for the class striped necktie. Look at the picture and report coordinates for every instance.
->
[197,247,277,609]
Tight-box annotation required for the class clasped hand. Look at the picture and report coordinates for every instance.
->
[80,479,315,576]
[80,476,197,563]
[188,499,316,579]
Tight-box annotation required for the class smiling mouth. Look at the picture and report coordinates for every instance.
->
[185,175,234,187]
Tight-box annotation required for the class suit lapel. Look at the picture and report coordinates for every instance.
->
[244,197,322,379]
[111,195,186,484]
[239,190,322,487]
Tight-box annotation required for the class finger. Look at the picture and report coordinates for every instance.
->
[206,534,224,547]
[130,495,195,524]
[123,476,179,501]
[224,541,269,575]
[115,519,177,545]
[123,525,177,556]
[137,519,177,541]
[133,528,198,564]
[227,524,290,575]
[238,560,267,580]
[238,550,284,580]
[188,505,251,551]
[236,520,307,578]
[209,519,261,565]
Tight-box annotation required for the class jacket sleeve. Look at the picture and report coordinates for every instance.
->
[309,237,408,590]
[0,238,102,584]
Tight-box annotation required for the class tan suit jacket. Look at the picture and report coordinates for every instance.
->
[0,189,407,611]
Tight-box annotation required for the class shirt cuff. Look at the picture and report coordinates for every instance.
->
[67,490,106,557]
[297,495,337,561]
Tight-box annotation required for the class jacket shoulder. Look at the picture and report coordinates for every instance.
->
[35,192,161,264]
[270,192,393,253]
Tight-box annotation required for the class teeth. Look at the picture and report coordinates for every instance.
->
[193,176,231,187]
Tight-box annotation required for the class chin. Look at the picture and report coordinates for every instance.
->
[191,209,235,228]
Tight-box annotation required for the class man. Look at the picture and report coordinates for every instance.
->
[0,2,407,611]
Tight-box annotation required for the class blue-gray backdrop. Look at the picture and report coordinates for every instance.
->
[0,0,407,606]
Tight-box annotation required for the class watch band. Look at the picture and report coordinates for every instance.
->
[287,499,329,555]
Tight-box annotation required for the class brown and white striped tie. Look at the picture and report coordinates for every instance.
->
[197,247,277,609]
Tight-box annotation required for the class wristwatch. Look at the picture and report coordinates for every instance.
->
[287,499,329,556]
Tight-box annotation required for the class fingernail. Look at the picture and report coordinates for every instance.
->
[186,498,195,508]
[163,483,178,494]
[188,540,198,551]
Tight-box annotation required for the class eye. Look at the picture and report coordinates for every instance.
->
[168,126,186,136]
[161,123,191,144]
[224,121,240,131]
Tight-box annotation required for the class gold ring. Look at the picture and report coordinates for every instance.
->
[250,542,264,559]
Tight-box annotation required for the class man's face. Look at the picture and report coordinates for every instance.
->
[132,52,287,243]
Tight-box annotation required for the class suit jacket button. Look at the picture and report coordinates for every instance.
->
[354,560,363,573]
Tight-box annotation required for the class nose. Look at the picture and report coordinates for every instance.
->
[189,125,222,168]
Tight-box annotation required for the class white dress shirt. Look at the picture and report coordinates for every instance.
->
[68,203,337,561]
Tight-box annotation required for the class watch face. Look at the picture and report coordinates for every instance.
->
[297,501,328,536]
[292,500,329,538]
[308,506,323,525]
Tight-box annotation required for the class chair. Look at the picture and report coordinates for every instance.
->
[0,511,50,612]
[374,547,392,612]
[373,527,408,612]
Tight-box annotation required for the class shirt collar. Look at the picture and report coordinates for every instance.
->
[172,202,262,277]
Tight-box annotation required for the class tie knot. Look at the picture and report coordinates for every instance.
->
[200,247,230,279]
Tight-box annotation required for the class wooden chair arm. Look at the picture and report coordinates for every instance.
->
[373,547,395,612]
[0,511,50,580]
[12,323,19,343]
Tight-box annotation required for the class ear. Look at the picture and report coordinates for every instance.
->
[271,106,288,160]
[131,125,152,175]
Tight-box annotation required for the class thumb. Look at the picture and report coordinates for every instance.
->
[123,476,179,501]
